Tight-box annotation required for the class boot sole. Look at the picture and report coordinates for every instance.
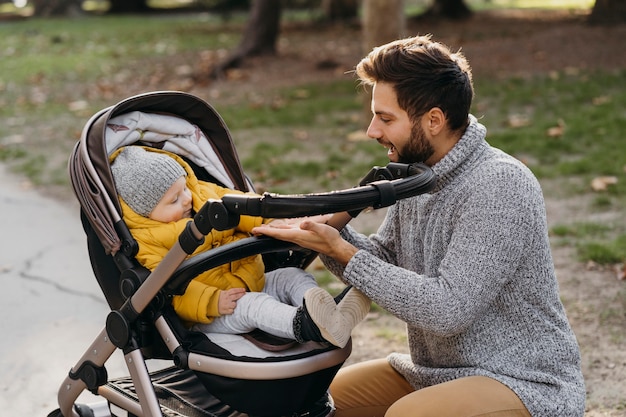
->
[337,287,371,329]
[303,287,350,348]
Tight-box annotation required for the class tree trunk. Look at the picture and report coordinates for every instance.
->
[236,0,282,56]
[211,0,282,78]
[108,0,151,13]
[321,0,359,22]
[362,0,405,54]
[589,0,626,24]
[423,0,472,20]
[31,0,82,16]
[360,0,405,126]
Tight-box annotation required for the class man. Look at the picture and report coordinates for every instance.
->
[252,35,585,417]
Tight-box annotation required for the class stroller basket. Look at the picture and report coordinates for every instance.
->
[50,91,436,417]
[105,366,336,417]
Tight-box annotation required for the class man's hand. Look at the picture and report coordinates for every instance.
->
[218,287,246,315]
[252,219,358,266]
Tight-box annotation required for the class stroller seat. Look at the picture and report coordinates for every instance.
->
[48,91,436,417]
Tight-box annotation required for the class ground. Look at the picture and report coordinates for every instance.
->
[17,8,626,415]
[187,10,626,415]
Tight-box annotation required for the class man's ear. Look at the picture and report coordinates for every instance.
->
[426,107,446,135]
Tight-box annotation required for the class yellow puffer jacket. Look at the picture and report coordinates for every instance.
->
[110,147,266,325]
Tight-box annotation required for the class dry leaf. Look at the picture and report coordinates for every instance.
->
[68,100,88,112]
[590,176,618,192]
[347,130,370,142]
[592,95,611,106]
[225,68,247,81]
[507,114,530,128]
[616,264,626,281]
[292,130,309,141]
[293,89,311,99]
[546,119,565,138]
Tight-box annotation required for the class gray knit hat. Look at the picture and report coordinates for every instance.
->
[111,147,187,217]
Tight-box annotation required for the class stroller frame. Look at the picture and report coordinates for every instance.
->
[50,91,436,417]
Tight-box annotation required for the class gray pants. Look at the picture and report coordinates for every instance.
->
[192,267,318,339]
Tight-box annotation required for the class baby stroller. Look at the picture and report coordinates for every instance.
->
[48,91,436,417]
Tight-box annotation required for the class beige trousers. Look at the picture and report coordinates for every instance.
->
[329,358,532,417]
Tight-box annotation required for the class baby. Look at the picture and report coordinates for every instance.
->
[110,146,369,348]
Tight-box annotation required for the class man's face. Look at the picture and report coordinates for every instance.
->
[366,82,434,165]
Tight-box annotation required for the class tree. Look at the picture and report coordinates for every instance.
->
[30,0,82,16]
[417,0,472,20]
[107,0,150,13]
[360,0,405,126]
[362,0,405,53]
[589,0,626,24]
[321,0,359,22]
[211,0,282,78]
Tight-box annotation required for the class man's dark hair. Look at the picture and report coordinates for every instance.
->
[356,35,474,132]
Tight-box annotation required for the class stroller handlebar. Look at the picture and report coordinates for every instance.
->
[192,162,436,235]
[174,163,436,288]
[221,162,435,219]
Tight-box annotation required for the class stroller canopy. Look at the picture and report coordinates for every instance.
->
[69,91,250,255]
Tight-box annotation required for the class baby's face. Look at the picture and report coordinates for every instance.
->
[149,176,192,223]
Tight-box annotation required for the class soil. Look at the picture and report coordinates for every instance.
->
[185,10,626,415]
[16,8,626,415]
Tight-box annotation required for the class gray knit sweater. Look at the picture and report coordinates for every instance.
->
[322,115,585,416]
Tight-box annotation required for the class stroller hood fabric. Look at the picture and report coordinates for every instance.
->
[106,111,235,190]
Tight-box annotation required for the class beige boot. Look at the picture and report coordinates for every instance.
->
[302,287,370,348]
[336,287,371,330]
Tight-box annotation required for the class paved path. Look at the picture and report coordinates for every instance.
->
[0,165,126,415]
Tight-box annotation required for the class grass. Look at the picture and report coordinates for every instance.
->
[0,11,624,265]
[474,69,626,264]
[552,223,626,264]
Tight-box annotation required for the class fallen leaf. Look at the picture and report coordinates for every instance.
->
[68,100,88,112]
[507,114,531,128]
[174,65,193,77]
[590,176,618,192]
[546,119,565,138]
[592,95,611,106]
[225,68,247,81]
[616,264,625,281]
[347,130,370,142]
[292,130,309,140]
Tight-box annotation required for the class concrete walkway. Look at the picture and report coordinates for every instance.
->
[0,165,126,415]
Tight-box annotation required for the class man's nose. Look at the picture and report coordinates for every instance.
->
[366,117,380,139]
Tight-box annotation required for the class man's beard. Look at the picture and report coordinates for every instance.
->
[397,122,435,164]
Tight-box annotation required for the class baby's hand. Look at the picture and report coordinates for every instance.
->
[218,287,246,315]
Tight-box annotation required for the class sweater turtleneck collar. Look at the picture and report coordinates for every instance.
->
[429,114,488,193]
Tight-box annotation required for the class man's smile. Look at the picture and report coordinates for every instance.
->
[378,138,398,159]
